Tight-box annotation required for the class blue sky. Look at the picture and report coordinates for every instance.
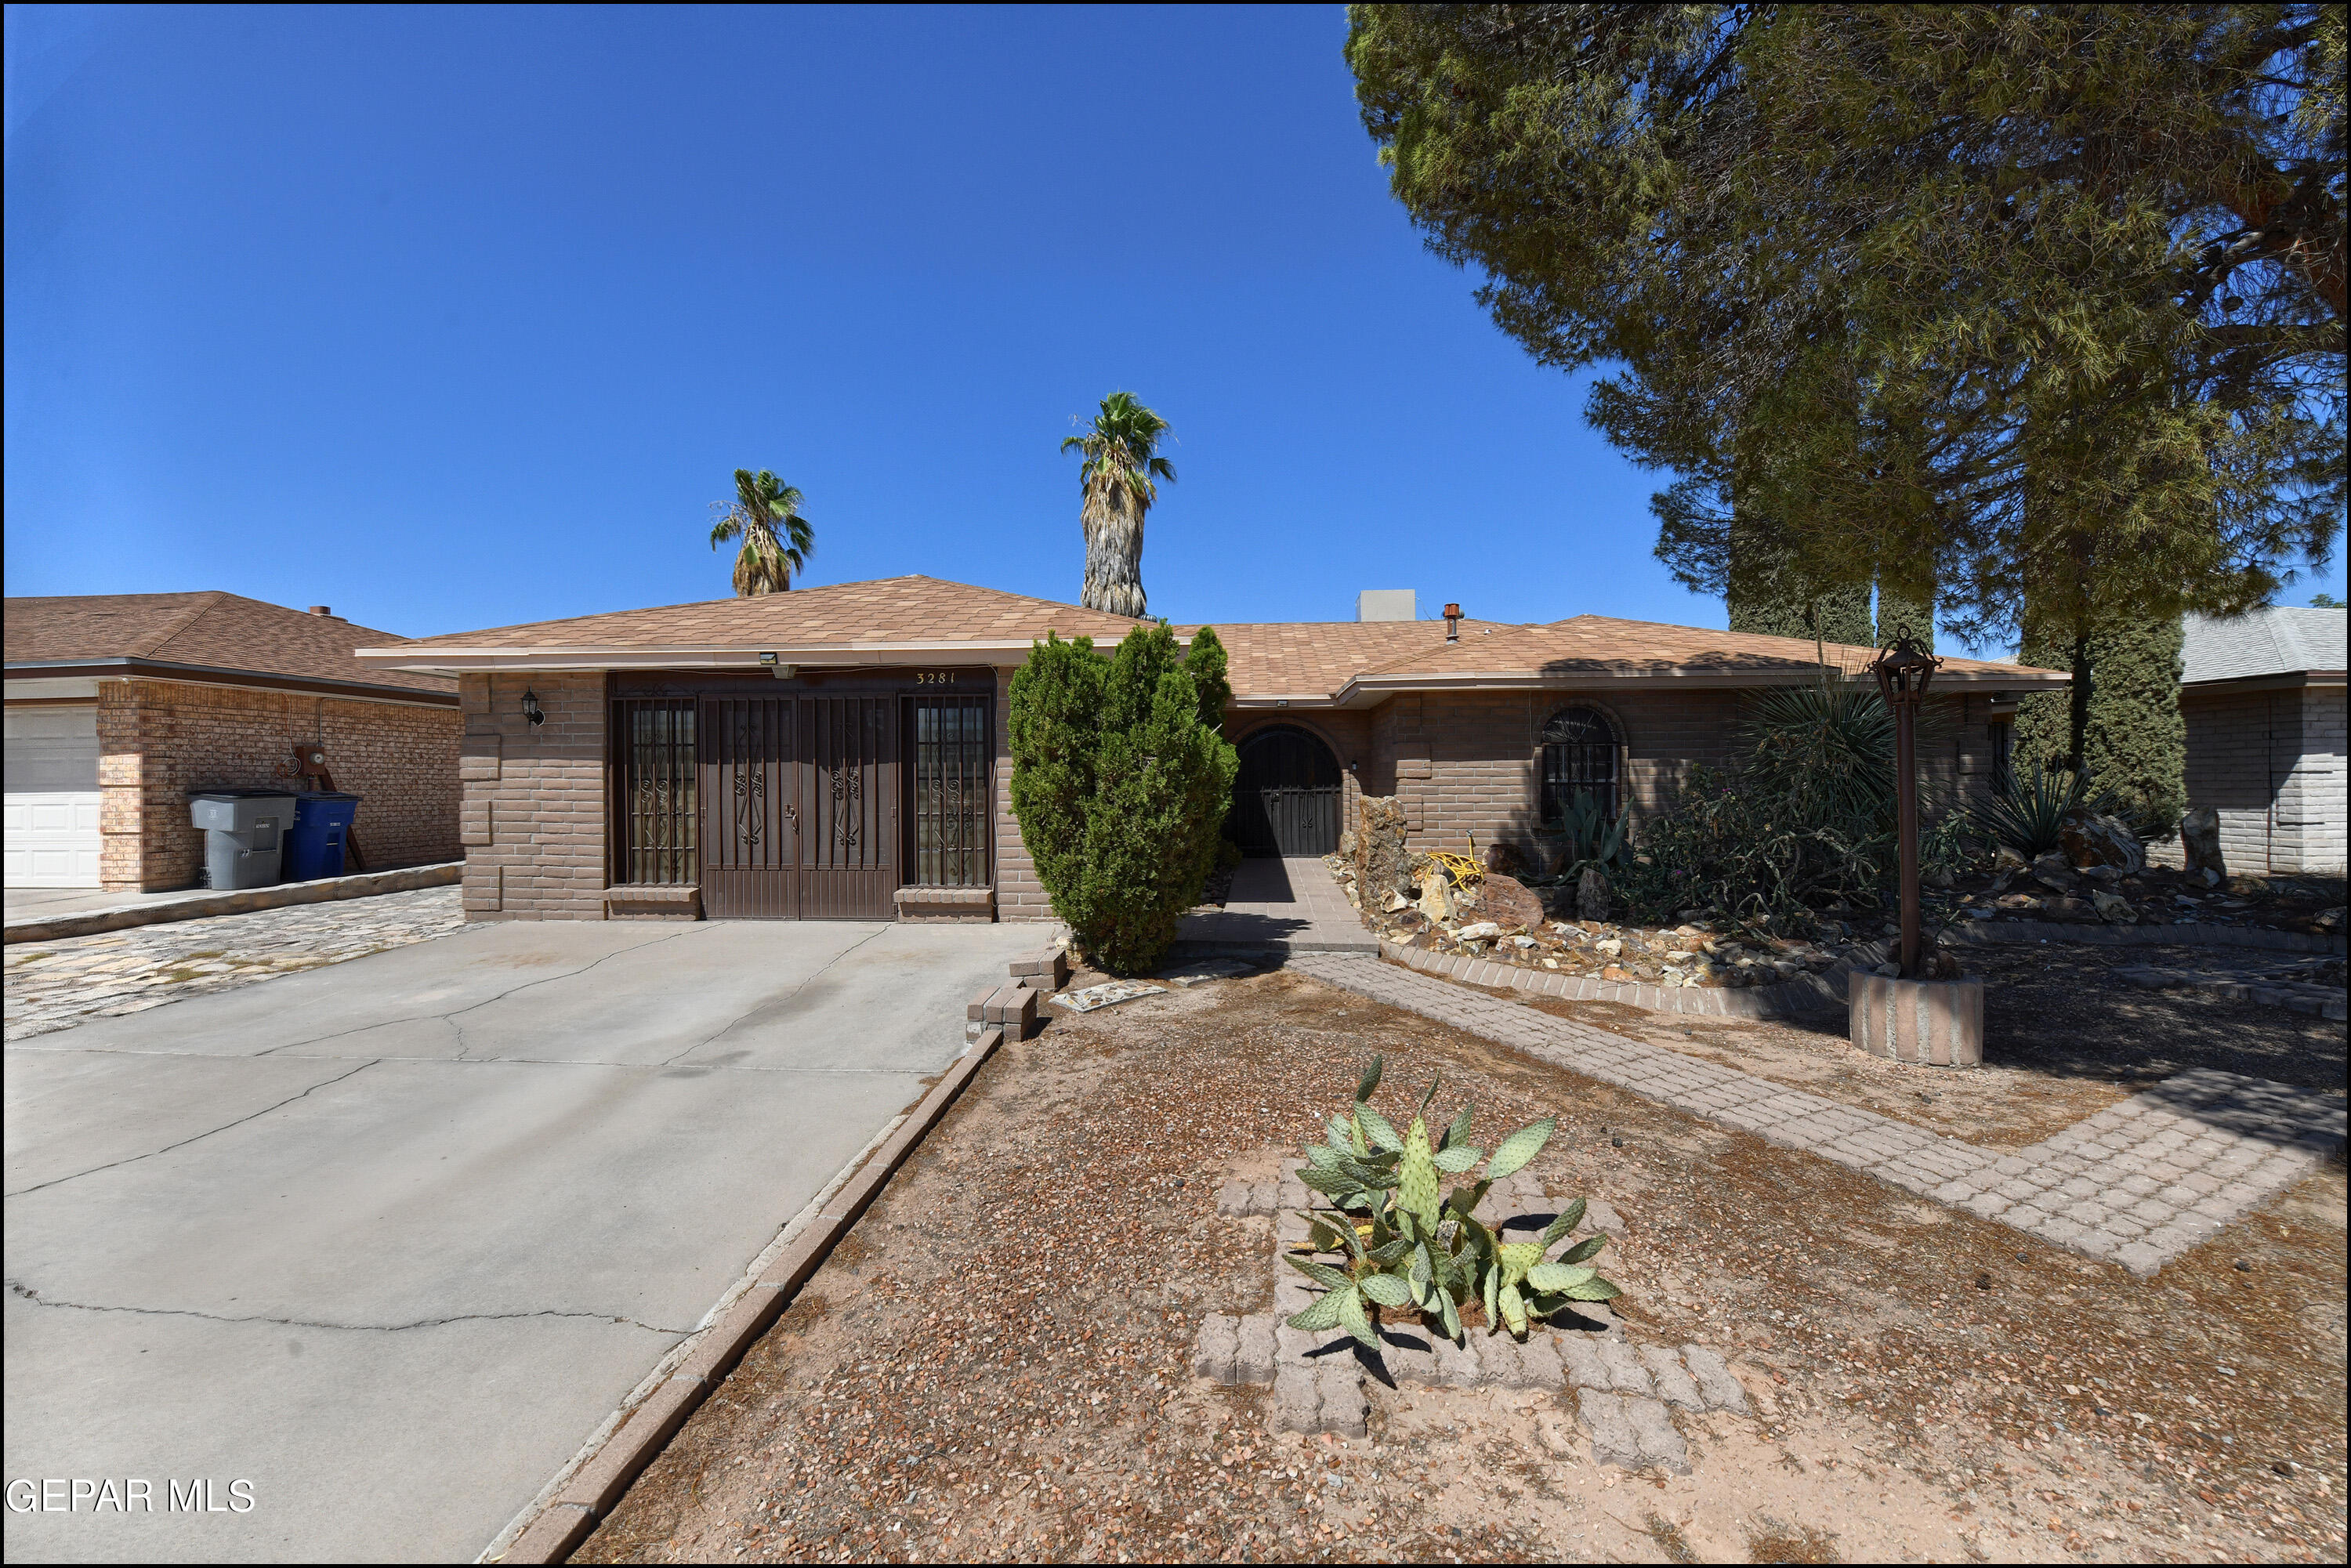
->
[7,5,2343,645]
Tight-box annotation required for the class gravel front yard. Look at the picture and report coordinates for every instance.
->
[574,968,2346,1564]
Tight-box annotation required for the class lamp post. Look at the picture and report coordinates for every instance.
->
[1867,637,1943,979]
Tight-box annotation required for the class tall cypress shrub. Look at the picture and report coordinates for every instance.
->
[1007,623,1239,973]
[2012,610,2186,840]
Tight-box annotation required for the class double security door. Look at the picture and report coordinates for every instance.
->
[701,694,898,919]
[613,689,991,920]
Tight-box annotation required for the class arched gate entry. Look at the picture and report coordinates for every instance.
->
[1228,725,1342,857]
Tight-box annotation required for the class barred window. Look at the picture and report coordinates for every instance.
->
[1539,707,1619,824]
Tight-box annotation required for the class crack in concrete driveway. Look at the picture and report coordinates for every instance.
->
[7,1280,694,1337]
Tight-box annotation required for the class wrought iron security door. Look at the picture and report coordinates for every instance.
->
[1229,725,1342,856]
[910,695,991,887]
[612,699,697,885]
[698,695,897,919]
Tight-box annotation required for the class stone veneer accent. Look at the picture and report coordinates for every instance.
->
[458,672,607,920]
[96,676,459,892]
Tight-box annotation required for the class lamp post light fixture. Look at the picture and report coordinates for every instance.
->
[1867,637,1943,978]
[520,689,545,727]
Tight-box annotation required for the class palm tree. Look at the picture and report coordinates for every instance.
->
[1061,392,1174,617]
[708,469,814,596]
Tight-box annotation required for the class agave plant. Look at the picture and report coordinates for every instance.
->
[1968,766,2086,859]
[1288,1056,1620,1349]
[1555,788,1628,877]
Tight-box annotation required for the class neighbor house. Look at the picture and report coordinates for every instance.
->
[2159,606,2347,875]
[353,576,2065,923]
[4,593,462,891]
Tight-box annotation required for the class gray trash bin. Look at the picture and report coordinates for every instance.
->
[188,790,298,889]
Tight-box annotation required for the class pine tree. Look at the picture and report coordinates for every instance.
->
[1007,624,1239,973]
[1875,582,1936,652]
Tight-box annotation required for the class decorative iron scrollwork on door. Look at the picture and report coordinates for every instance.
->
[830,756,861,856]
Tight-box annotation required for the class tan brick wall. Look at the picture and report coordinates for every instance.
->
[1352,687,2000,873]
[96,677,459,892]
[2154,684,2347,874]
[992,668,1052,922]
[458,672,607,920]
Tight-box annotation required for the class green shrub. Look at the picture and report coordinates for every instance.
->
[1007,623,1238,974]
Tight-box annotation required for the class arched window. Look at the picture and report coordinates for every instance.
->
[1539,707,1620,824]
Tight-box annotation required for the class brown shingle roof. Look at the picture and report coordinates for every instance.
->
[1192,619,1517,697]
[350,575,2062,695]
[370,576,1149,657]
[1347,615,2059,686]
[5,592,456,698]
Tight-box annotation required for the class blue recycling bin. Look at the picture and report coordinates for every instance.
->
[284,792,361,882]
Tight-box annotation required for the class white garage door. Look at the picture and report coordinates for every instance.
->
[5,705,103,887]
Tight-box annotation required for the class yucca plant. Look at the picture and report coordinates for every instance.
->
[1288,1056,1620,1349]
[1967,766,2086,859]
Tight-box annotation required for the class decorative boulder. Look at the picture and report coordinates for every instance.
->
[1479,872,1546,933]
[2058,807,2145,874]
[1353,795,1412,903]
[2179,806,2226,878]
[1415,866,1455,922]
[1481,841,1531,878]
[1577,867,1614,922]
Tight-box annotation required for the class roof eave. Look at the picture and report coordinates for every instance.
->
[3,656,458,707]
[355,632,1185,675]
[1326,665,2070,706]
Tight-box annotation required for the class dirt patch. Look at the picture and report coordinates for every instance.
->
[576,971,2347,1565]
[1502,940,2345,1149]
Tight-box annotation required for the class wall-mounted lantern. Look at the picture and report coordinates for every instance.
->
[520,689,545,727]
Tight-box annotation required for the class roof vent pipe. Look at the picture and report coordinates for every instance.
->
[1444,603,1462,643]
[308,606,332,617]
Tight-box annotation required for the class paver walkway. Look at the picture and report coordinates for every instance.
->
[4,885,468,1041]
[1291,954,2346,1277]
[1176,856,1375,954]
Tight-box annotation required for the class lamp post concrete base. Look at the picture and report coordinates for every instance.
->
[1849,972,1984,1067]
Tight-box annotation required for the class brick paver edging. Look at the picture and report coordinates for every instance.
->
[494,1026,1010,1565]
[2,862,463,945]
[1376,937,1851,1019]
[1947,918,2345,958]
[1291,955,2345,1280]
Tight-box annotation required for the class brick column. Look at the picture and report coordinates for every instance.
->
[459,672,607,920]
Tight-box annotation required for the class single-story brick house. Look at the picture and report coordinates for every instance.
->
[2157,606,2346,875]
[355,577,2064,923]
[4,593,462,891]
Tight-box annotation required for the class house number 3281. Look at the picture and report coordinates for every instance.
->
[915,672,958,685]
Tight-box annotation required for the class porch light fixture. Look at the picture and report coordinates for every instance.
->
[1866,637,1943,978]
[520,689,545,727]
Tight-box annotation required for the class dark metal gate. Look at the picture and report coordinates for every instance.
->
[1229,725,1342,857]
[698,694,897,919]
[909,695,991,887]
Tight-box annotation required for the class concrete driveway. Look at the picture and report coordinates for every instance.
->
[4,917,1038,1562]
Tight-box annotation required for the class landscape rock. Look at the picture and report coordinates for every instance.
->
[2091,889,2135,924]
[1577,867,1613,922]
[1478,873,1546,933]
[1353,795,1413,904]
[1481,841,1531,878]
[2179,806,2226,878]
[2059,807,2146,874]
[1415,867,1455,922]
[1456,922,1504,942]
